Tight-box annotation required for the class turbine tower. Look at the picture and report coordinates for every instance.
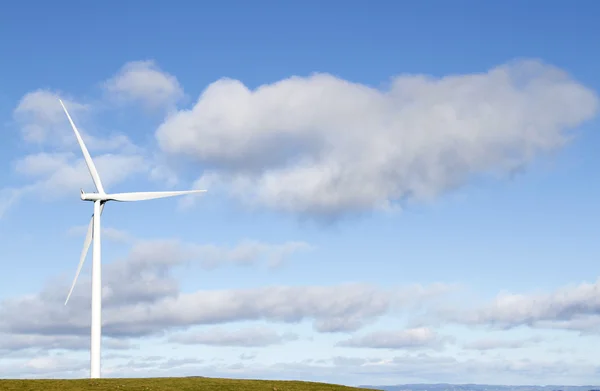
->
[59,99,206,379]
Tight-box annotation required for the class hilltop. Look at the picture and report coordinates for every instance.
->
[0,377,380,391]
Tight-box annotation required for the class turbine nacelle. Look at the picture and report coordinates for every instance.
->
[80,189,104,202]
[81,192,105,202]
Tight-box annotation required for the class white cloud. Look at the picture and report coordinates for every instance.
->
[1,150,154,217]
[156,59,598,218]
[13,90,89,145]
[0,236,452,338]
[14,152,73,177]
[336,327,451,350]
[103,60,184,109]
[2,281,448,338]
[10,151,148,202]
[169,326,298,347]
[439,277,600,334]
[13,91,136,150]
[2,85,156,218]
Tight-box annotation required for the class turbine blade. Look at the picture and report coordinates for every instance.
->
[58,99,105,194]
[106,189,207,202]
[65,203,105,305]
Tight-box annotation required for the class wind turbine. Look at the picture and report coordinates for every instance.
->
[58,99,206,379]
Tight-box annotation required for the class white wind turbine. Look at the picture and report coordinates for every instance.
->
[58,99,206,379]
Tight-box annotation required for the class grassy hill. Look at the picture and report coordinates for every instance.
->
[0,377,381,391]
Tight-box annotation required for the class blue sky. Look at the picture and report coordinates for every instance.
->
[1,0,600,386]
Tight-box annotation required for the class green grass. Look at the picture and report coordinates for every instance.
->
[0,377,381,391]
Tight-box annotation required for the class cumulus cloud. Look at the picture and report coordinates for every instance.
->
[13,90,89,144]
[14,151,148,196]
[440,277,600,334]
[96,238,312,308]
[0,150,148,215]
[169,326,298,347]
[336,327,450,350]
[103,60,184,109]
[3,88,154,218]
[12,91,135,151]
[155,59,598,218]
[0,236,320,355]
[0,150,149,218]
[0,236,451,339]
[0,281,449,339]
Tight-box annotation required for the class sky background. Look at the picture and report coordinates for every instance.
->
[1,0,600,386]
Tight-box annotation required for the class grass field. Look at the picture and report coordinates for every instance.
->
[0,377,381,391]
